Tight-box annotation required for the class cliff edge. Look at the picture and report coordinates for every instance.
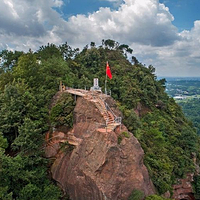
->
[45,89,155,200]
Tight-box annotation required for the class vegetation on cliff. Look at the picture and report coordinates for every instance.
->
[0,41,199,199]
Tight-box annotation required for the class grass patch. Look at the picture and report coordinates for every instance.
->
[118,132,130,144]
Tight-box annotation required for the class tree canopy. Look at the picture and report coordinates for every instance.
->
[0,40,199,199]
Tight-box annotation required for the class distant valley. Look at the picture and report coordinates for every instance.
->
[164,77,200,134]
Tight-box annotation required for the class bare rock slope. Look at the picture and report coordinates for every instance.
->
[45,90,155,200]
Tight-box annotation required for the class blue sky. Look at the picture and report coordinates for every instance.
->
[0,0,200,77]
[160,0,200,31]
[59,0,200,30]
[59,0,114,18]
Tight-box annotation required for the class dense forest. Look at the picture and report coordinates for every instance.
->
[0,40,200,199]
[178,99,200,135]
[165,78,200,135]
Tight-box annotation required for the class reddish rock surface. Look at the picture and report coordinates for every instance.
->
[134,102,151,117]
[172,174,195,200]
[45,94,155,200]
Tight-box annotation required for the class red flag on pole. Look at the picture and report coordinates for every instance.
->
[106,62,112,79]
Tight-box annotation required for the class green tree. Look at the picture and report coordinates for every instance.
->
[145,195,169,200]
[0,41,199,199]
[0,153,61,200]
[0,50,23,71]
[13,53,41,88]
[50,93,75,128]
[128,189,144,200]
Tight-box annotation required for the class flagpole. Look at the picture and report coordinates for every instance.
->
[105,61,108,95]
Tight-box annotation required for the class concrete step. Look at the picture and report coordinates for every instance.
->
[107,121,115,124]
[93,99,118,131]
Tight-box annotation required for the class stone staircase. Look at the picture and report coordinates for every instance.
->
[46,132,80,147]
[65,87,121,131]
[93,97,120,131]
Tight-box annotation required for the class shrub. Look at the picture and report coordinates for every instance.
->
[128,189,144,200]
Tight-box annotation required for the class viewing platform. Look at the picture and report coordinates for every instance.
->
[59,79,122,132]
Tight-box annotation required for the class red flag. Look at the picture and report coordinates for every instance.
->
[106,62,112,79]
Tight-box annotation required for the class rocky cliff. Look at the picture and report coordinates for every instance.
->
[172,174,195,200]
[45,89,155,200]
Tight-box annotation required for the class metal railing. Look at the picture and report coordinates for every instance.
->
[105,102,121,124]
[66,86,121,126]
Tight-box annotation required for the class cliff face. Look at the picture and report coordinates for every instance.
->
[172,174,195,200]
[45,90,155,200]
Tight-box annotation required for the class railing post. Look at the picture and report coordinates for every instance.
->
[106,119,108,133]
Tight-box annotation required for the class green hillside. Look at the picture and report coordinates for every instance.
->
[0,41,200,199]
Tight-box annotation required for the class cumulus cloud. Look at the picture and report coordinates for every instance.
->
[0,0,65,49]
[0,0,200,76]
[133,20,200,77]
[0,0,178,48]
[63,0,179,47]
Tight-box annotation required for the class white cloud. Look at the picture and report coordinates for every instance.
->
[0,0,65,49]
[133,20,200,77]
[61,0,179,47]
[3,0,19,19]
[53,0,64,7]
[0,0,200,76]
[0,0,179,47]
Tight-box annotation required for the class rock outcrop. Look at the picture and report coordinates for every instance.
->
[45,90,155,200]
[172,174,195,200]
